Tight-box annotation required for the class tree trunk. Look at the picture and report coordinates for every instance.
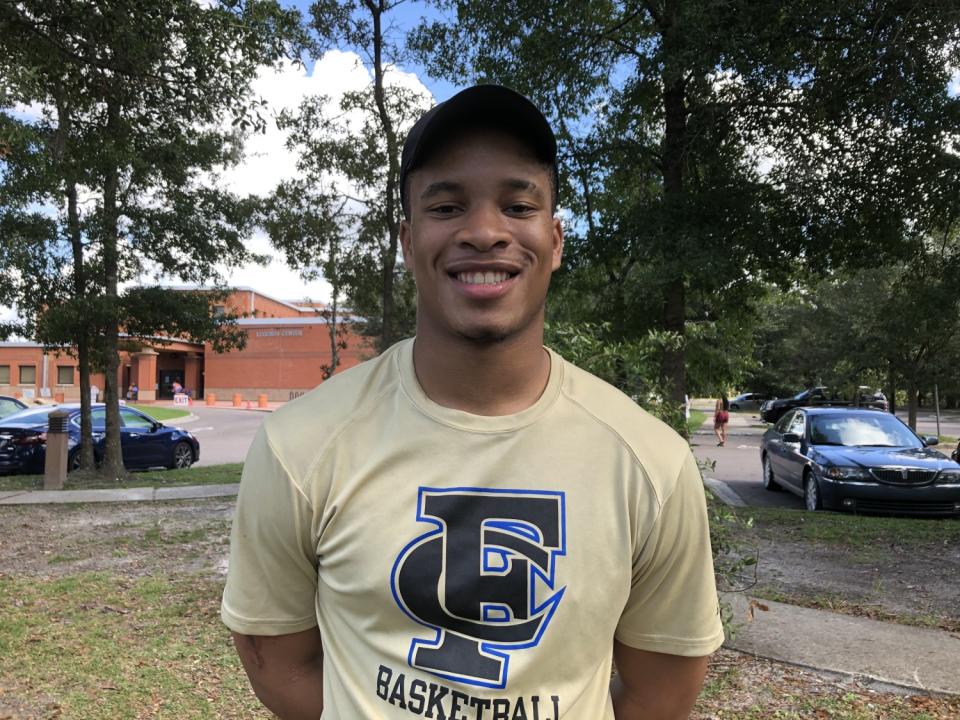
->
[99,98,124,479]
[68,183,95,470]
[886,363,896,415]
[907,378,918,430]
[53,85,94,470]
[367,0,401,349]
[659,2,689,409]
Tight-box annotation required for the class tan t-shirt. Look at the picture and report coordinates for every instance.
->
[222,338,723,719]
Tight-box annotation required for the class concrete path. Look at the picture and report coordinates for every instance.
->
[1,468,957,698]
[0,483,238,505]
[723,593,960,696]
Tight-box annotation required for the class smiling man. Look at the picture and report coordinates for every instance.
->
[222,85,724,720]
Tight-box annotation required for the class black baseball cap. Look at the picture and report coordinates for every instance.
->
[399,84,558,217]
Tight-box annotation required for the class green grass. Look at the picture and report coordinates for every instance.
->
[687,409,707,434]
[738,505,960,547]
[129,404,192,421]
[0,572,270,719]
[0,463,242,492]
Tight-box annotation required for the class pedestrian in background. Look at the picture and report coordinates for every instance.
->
[714,393,730,446]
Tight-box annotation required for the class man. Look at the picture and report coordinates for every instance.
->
[222,85,723,719]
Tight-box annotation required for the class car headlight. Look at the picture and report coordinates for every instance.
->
[821,466,871,481]
[936,470,960,484]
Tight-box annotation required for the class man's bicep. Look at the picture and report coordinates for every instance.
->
[611,640,709,720]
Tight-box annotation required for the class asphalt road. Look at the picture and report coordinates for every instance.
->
[692,419,805,509]
[170,406,268,467]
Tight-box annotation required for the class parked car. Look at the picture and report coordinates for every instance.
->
[759,386,886,424]
[0,395,27,420]
[760,407,960,516]
[728,392,773,412]
[0,403,199,474]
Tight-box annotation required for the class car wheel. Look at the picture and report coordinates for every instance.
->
[170,441,194,470]
[804,471,822,511]
[762,455,782,492]
[68,450,81,472]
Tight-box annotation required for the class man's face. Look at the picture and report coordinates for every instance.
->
[400,129,563,345]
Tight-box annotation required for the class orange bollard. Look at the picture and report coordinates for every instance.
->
[232,393,242,407]
[257,394,268,408]
[205,393,216,406]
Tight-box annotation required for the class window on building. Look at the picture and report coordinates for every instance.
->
[0,365,8,384]
[213,304,225,316]
[19,365,36,384]
[57,366,75,385]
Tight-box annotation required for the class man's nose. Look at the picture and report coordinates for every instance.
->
[455,204,510,251]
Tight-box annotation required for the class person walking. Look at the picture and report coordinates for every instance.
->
[714,393,730,446]
[221,84,723,720]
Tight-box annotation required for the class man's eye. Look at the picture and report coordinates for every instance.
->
[429,204,460,214]
[507,204,536,214]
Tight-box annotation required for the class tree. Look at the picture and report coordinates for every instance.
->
[411,1,960,404]
[289,0,429,352]
[1,0,304,477]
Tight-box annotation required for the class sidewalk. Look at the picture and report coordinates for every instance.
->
[1,476,957,697]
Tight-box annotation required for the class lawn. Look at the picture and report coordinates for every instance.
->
[1,495,958,718]
[129,404,192,422]
[0,463,242,492]
[687,409,707,434]
[0,572,269,719]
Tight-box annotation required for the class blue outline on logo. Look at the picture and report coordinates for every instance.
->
[389,486,567,689]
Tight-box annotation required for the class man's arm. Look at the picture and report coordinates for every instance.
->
[611,640,710,720]
[233,627,324,720]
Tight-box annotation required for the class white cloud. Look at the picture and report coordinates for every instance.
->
[949,68,960,97]
[217,230,334,304]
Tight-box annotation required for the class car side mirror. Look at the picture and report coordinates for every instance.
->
[151,422,162,432]
[782,432,802,443]
[921,435,939,446]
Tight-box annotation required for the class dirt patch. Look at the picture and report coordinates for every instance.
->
[738,527,960,631]
[0,499,234,580]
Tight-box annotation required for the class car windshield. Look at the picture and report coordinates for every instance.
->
[0,406,55,424]
[809,414,921,448]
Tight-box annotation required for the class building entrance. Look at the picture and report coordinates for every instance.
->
[159,369,185,399]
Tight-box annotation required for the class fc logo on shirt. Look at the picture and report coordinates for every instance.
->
[390,487,567,689]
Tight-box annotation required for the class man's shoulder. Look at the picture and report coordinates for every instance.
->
[557,355,691,494]
[258,340,406,470]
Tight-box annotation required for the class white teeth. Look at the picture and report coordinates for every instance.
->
[456,271,509,285]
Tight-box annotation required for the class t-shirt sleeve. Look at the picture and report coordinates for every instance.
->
[614,451,725,656]
[221,425,320,636]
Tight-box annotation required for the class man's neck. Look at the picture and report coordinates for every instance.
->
[412,328,551,416]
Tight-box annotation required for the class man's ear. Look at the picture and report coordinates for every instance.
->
[551,216,564,272]
[400,218,415,274]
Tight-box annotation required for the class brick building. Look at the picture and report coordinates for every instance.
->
[0,287,370,403]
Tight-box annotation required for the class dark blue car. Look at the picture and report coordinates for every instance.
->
[760,407,960,516]
[0,403,199,474]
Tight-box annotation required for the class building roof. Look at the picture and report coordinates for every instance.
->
[164,284,321,314]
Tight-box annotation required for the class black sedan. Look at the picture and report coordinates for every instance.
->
[0,404,199,474]
[760,407,960,516]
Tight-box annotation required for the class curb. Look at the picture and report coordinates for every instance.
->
[703,477,747,507]
[0,483,238,505]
